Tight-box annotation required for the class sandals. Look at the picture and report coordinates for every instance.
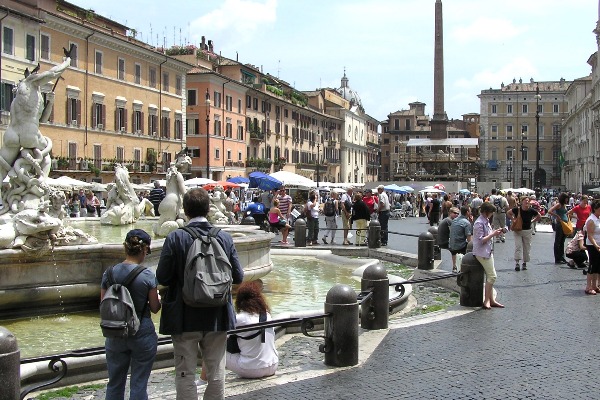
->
[585,289,597,295]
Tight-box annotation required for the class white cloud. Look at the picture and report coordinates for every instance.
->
[451,17,526,44]
[189,0,278,48]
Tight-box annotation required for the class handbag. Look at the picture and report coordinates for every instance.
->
[560,219,574,236]
[511,209,523,232]
[226,312,267,354]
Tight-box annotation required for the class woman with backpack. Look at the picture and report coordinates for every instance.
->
[100,229,161,400]
[226,281,278,378]
[321,192,339,244]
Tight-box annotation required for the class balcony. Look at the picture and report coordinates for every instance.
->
[327,158,341,164]
[250,131,265,141]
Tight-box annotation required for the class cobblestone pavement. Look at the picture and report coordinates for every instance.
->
[32,218,589,399]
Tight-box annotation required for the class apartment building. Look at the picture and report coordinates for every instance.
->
[0,0,191,184]
[478,78,570,189]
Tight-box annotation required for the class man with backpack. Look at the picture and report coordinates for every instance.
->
[157,188,244,400]
[489,189,509,242]
[321,192,339,244]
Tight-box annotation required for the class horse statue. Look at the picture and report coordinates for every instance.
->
[153,153,192,237]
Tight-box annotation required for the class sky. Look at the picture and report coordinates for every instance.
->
[74,0,598,122]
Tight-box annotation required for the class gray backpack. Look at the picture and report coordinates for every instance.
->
[181,226,233,308]
[99,265,146,338]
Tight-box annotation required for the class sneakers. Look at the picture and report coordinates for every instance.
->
[567,260,576,269]
[322,237,328,244]
[522,263,527,270]
[515,262,521,271]
[501,237,505,243]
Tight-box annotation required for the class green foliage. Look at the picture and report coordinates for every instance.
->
[266,85,284,96]
[35,384,104,400]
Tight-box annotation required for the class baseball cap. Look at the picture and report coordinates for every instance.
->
[126,229,152,253]
[377,185,385,190]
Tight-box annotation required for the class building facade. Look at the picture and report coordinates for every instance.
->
[478,78,570,189]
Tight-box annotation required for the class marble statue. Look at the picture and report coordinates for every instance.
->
[100,164,154,225]
[153,152,192,237]
[207,185,231,225]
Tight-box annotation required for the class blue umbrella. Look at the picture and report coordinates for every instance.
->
[249,171,282,190]
[459,188,471,194]
[383,184,408,194]
[227,176,250,184]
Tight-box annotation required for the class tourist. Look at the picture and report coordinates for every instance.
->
[441,194,452,219]
[377,185,391,246]
[69,192,81,217]
[306,191,320,246]
[226,281,278,378]
[448,206,473,272]
[341,187,354,245]
[260,189,274,214]
[351,191,370,246]
[268,198,291,245]
[470,193,483,220]
[246,197,267,228]
[528,194,542,234]
[565,229,587,270]
[363,189,378,220]
[148,181,165,217]
[568,194,591,233]
[101,229,161,400]
[276,187,292,222]
[156,188,244,399]
[507,197,540,271]
[84,190,101,217]
[321,191,339,245]
[489,189,508,242]
[427,193,441,226]
[584,200,600,294]
[472,202,505,309]
[548,192,570,264]
[438,206,459,267]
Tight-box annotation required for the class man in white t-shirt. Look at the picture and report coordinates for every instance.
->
[340,188,354,245]
[377,185,391,246]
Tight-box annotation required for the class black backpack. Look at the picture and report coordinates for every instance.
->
[99,265,147,338]
[323,198,336,217]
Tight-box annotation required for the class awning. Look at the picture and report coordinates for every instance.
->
[406,138,479,148]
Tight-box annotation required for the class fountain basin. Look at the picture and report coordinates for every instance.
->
[0,225,274,319]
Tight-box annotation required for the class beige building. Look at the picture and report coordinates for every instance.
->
[0,0,191,184]
[478,78,570,189]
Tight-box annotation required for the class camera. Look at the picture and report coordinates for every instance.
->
[502,227,508,233]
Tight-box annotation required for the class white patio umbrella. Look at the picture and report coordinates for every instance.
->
[589,187,600,193]
[51,176,93,189]
[269,171,316,188]
[184,177,216,187]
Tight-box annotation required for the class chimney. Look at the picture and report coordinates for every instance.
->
[208,40,214,53]
[201,36,206,50]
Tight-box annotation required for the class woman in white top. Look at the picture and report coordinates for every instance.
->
[584,200,600,295]
[226,281,278,378]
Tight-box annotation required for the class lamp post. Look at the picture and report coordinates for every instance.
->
[205,88,211,179]
[520,130,525,188]
[534,84,541,191]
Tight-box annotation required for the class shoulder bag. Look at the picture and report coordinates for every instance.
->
[226,312,267,354]
[511,208,523,231]
[559,218,574,236]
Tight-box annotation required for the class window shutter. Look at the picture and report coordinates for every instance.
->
[102,105,106,127]
[114,108,118,130]
[132,110,136,131]
[76,100,81,125]
[195,119,199,134]
[168,117,171,137]
[124,109,128,131]
[92,103,97,128]
[141,112,144,132]
[66,99,71,124]
[148,114,151,135]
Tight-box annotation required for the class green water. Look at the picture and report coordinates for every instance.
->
[2,255,362,358]
[65,219,157,243]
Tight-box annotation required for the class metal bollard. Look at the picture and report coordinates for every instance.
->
[360,264,389,329]
[457,253,485,307]
[368,220,381,249]
[0,326,20,400]
[324,284,359,367]
[241,215,255,225]
[428,226,441,260]
[417,231,434,270]
[294,218,307,247]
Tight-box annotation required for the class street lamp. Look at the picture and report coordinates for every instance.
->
[520,129,525,188]
[205,88,211,179]
[534,84,541,191]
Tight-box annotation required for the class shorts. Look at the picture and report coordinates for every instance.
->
[270,221,287,229]
[449,246,467,256]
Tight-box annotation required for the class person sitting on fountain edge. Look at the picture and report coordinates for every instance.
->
[246,196,267,227]
[156,188,244,400]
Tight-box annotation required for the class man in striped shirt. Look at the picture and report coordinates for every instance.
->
[277,187,293,221]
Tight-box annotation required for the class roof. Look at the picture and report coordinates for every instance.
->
[406,138,479,148]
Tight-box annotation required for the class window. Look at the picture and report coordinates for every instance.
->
[522,147,529,161]
[405,119,411,130]
[213,91,222,108]
[246,95,251,108]
[215,148,220,159]
[174,117,182,140]
[189,147,201,158]
[506,125,513,139]
[538,125,544,138]
[227,150,232,160]
[1,82,15,111]
[41,34,50,60]
[491,125,498,139]
[149,115,157,135]
[552,124,561,139]
[162,72,169,91]
[253,98,258,110]
[133,110,143,133]
[133,148,141,170]
[161,113,171,138]
[69,43,78,67]
[175,75,182,95]
[95,51,103,74]
[26,34,35,61]
[225,95,232,111]
[537,104,543,114]
[67,98,81,126]
[134,64,141,84]
[238,151,243,161]
[187,89,197,106]
[553,104,559,114]
[149,68,156,88]
[237,124,244,141]
[214,116,222,136]
[522,104,528,114]
[238,99,242,113]
[116,146,125,163]
[506,148,514,160]
[118,58,125,80]
[93,144,102,169]
[506,104,513,115]
[186,118,199,135]
[521,125,528,137]
[225,118,232,138]
[68,142,77,169]
[394,119,399,130]
[116,107,127,131]
[491,104,497,115]
[2,27,13,55]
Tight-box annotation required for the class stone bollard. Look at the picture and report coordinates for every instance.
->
[0,326,20,400]
[294,218,307,247]
[360,264,389,330]
[324,284,358,367]
[241,215,255,225]
[417,231,434,270]
[368,220,381,249]
[457,253,485,307]
[428,226,441,260]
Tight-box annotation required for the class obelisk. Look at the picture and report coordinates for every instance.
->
[431,0,448,139]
